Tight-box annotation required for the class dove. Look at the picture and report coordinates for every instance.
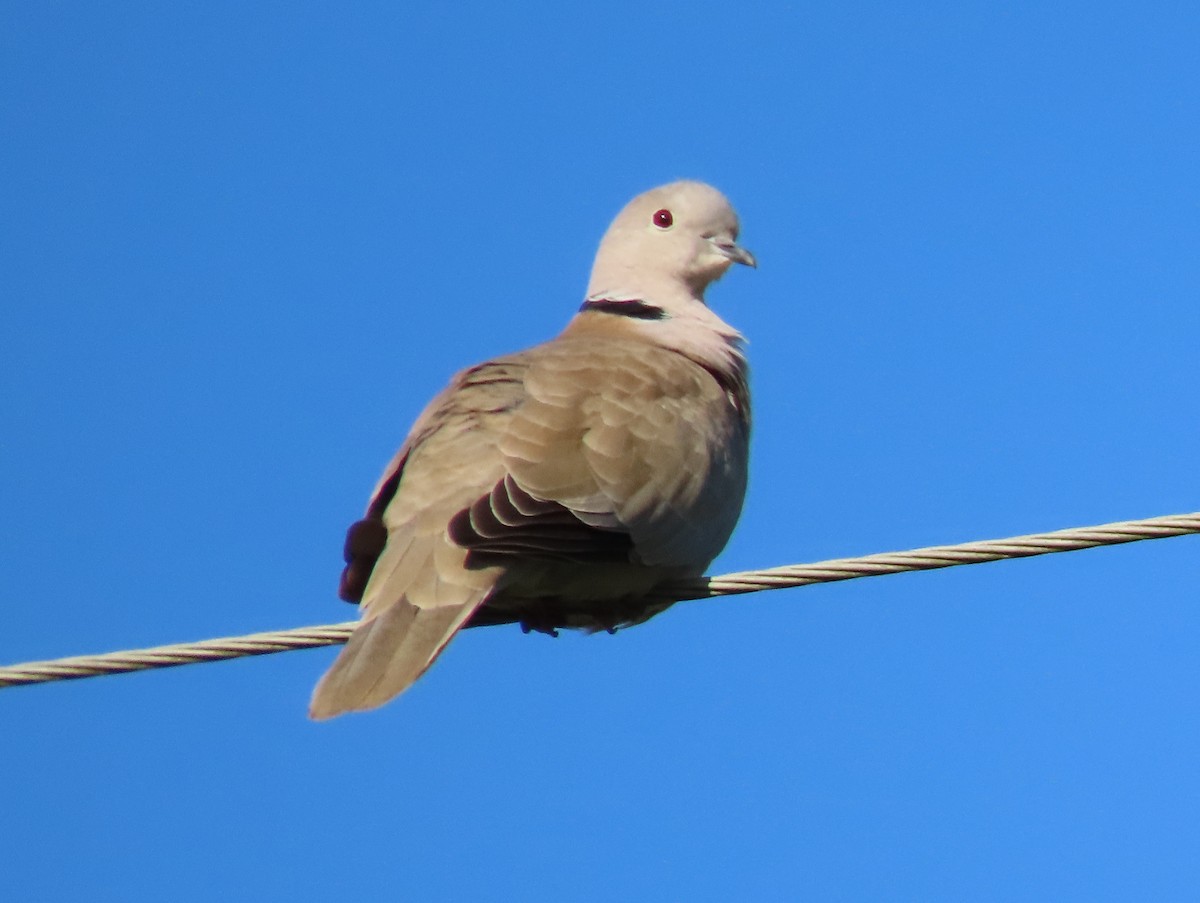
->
[309,180,756,719]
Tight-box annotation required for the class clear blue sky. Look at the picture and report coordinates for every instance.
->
[3,3,1198,900]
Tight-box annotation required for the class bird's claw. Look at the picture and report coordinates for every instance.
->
[520,619,560,638]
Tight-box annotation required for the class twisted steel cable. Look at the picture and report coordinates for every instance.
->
[2,511,1197,689]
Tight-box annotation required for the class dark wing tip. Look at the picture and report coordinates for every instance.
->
[338,518,388,602]
[447,476,633,566]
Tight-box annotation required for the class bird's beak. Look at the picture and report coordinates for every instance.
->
[711,237,757,268]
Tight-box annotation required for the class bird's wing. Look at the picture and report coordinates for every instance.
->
[457,329,750,579]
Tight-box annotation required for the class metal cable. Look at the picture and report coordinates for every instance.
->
[2,511,1197,689]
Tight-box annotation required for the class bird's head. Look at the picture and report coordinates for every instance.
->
[587,181,755,303]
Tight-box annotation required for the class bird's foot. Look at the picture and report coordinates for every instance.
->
[519,608,561,637]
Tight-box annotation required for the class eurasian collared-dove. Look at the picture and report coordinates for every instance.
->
[310,181,755,719]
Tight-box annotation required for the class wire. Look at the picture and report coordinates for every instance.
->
[1,511,1197,689]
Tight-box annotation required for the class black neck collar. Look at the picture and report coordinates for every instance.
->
[578,298,667,320]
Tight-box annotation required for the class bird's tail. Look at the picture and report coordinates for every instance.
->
[308,597,482,719]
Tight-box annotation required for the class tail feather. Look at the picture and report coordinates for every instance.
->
[308,597,482,719]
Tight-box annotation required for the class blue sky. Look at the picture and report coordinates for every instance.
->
[2,2,1198,900]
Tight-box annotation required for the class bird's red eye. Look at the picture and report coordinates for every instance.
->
[653,209,673,228]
